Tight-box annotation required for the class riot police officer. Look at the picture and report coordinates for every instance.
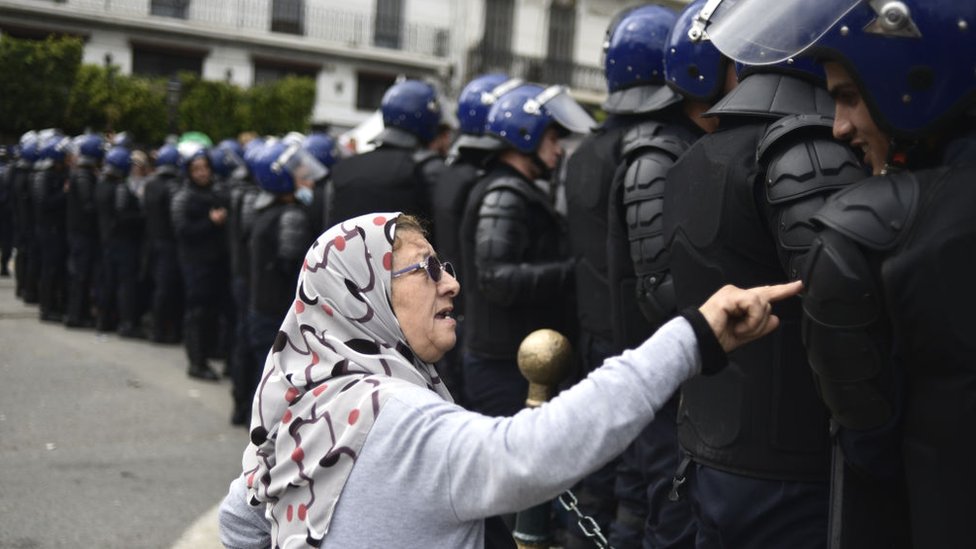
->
[238,141,322,425]
[703,0,976,546]
[597,2,740,546]
[143,144,184,342]
[95,146,133,333]
[64,133,105,328]
[459,83,594,417]
[659,27,866,547]
[329,79,443,228]
[171,148,230,381]
[32,133,71,322]
[428,73,522,405]
[561,6,689,546]
[0,145,11,277]
[12,132,40,303]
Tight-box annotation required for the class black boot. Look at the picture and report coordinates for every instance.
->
[184,309,219,381]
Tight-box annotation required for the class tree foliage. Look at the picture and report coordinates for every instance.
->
[0,35,83,138]
[1,35,318,145]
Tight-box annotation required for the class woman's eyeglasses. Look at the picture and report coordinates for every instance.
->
[392,255,456,283]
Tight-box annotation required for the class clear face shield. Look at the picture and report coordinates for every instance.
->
[276,144,328,187]
[530,85,597,135]
[692,0,863,64]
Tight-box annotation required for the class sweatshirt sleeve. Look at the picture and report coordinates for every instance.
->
[218,475,271,549]
[445,316,700,519]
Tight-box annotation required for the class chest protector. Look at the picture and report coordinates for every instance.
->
[664,122,830,481]
[565,124,629,343]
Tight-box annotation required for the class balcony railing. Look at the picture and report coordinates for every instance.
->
[467,47,605,97]
[43,0,450,57]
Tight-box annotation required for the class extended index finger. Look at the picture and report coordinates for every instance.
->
[754,280,803,304]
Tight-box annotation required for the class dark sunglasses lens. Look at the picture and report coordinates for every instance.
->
[426,257,443,282]
[443,261,455,280]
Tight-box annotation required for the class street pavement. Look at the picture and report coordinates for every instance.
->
[0,275,246,548]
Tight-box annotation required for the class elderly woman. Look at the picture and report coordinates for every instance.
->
[219,212,799,548]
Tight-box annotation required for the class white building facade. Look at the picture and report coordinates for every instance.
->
[0,0,687,130]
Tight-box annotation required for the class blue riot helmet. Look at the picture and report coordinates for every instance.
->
[155,144,181,169]
[36,133,71,170]
[251,141,328,194]
[71,133,106,168]
[602,5,681,114]
[301,133,339,168]
[377,79,443,145]
[665,0,729,103]
[219,138,245,160]
[210,140,246,179]
[19,132,40,165]
[103,146,132,178]
[484,84,596,154]
[453,75,525,157]
[701,0,976,138]
[457,74,523,136]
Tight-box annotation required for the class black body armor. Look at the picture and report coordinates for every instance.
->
[249,200,313,317]
[330,144,433,226]
[663,73,844,481]
[460,165,574,359]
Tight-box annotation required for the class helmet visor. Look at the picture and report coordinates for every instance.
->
[279,145,328,184]
[538,86,596,134]
[706,0,861,64]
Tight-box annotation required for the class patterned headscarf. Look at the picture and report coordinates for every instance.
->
[241,212,453,546]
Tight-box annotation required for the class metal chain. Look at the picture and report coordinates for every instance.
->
[557,489,614,549]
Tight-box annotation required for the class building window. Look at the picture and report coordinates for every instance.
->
[374,0,403,49]
[356,72,397,111]
[271,0,305,35]
[253,58,318,86]
[482,0,514,55]
[132,44,203,78]
[150,0,189,19]
[546,0,577,84]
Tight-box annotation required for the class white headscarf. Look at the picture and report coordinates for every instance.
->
[241,212,453,546]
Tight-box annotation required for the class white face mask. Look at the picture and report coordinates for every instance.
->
[294,185,313,206]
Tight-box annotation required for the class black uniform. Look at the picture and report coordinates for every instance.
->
[95,172,144,335]
[601,111,703,549]
[662,72,864,547]
[143,166,184,342]
[12,159,38,302]
[31,162,69,321]
[429,152,483,405]
[329,129,436,226]
[65,161,101,327]
[802,132,976,548]
[243,195,313,423]
[0,156,11,276]
[171,177,231,378]
[227,175,260,423]
[459,163,575,417]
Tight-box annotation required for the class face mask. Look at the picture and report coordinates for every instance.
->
[294,186,313,206]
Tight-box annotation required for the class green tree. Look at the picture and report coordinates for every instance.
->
[245,76,316,135]
[0,35,83,137]
[177,73,247,141]
[64,64,169,145]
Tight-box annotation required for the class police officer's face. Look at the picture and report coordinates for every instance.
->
[536,126,564,172]
[390,229,461,363]
[825,62,890,175]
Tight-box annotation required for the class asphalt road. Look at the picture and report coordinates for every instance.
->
[0,275,246,548]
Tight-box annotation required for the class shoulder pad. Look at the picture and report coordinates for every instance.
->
[706,73,833,120]
[812,171,918,251]
[759,115,865,204]
[757,114,834,162]
[484,175,532,197]
[621,121,689,159]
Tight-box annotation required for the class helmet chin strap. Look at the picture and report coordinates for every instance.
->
[530,152,553,181]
